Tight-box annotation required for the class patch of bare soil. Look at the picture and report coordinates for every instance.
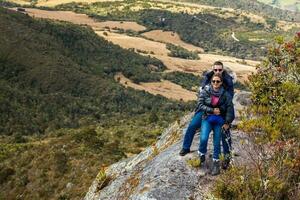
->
[36,0,121,7]
[277,20,300,31]
[142,30,204,52]
[7,0,31,5]
[12,8,146,32]
[96,31,170,56]
[114,73,197,102]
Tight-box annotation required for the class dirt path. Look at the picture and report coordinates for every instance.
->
[231,32,240,42]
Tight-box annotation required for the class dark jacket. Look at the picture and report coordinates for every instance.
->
[195,85,234,124]
[201,70,234,98]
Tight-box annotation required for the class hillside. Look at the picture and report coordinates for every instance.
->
[181,0,300,21]
[51,0,299,60]
[0,7,194,200]
[258,0,300,12]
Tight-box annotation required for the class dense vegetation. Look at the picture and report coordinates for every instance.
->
[162,71,203,91]
[166,43,200,60]
[0,7,195,200]
[214,34,300,199]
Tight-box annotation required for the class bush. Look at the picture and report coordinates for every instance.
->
[0,167,15,184]
[166,43,200,60]
[214,33,300,199]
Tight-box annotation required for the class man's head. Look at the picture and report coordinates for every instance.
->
[212,61,224,75]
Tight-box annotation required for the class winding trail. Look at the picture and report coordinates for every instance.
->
[231,32,240,42]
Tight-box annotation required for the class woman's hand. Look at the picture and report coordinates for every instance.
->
[222,123,230,130]
[213,108,220,115]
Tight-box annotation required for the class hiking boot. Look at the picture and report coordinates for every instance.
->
[211,160,220,176]
[179,148,190,156]
[222,157,231,170]
[200,154,205,163]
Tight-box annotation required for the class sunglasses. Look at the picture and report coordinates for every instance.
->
[214,69,223,72]
[212,80,222,83]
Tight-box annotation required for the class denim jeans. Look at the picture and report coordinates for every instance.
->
[199,119,222,160]
[182,111,231,157]
[182,112,203,150]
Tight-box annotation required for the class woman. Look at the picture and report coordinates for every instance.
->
[197,74,234,175]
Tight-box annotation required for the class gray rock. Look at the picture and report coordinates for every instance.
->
[85,95,252,200]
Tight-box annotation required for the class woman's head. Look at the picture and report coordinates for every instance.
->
[211,74,223,90]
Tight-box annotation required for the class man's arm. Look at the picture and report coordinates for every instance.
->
[225,94,235,124]
[223,72,234,98]
[201,71,213,89]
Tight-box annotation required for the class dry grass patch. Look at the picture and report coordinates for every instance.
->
[7,0,31,5]
[96,31,170,56]
[13,8,145,32]
[142,30,204,52]
[155,55,210,75]
[115,73,197,102]
[15,8,100,25]
[277,20,300,31]
[36,0,121,7]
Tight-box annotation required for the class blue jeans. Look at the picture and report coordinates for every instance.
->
[182,112,203,150]
[199,119,222,160]
[182,112,231,157]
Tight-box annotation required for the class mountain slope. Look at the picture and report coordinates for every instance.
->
[0,7,194,200]
[180,0,300,21]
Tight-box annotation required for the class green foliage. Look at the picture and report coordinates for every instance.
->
[0,7,194,136]
[72,126,107,152]
[162,71,203,91]
[214,33,300,199]
[266,17,277,29]
[166,43,200,60]
[53,151,69,174]
[0,167,15,184]
[96,167,110,191]
[148,111,159,123]
[0,7,195,200]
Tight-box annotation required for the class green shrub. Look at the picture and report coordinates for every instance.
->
[214,33,300,199]
[162,71,203,91]
[0,167,15,184]
[166,43,200,60]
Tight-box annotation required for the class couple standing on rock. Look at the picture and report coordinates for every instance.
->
[179,61,235,176]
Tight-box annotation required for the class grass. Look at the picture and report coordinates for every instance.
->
[186,157,201,168]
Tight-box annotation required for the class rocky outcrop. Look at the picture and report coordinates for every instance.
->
[85,91,252,200]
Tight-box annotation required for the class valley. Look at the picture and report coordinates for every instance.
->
[1,0,299,199]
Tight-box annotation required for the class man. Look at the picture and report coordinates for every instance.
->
[179,61,234,169]
[201,61,234,98]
